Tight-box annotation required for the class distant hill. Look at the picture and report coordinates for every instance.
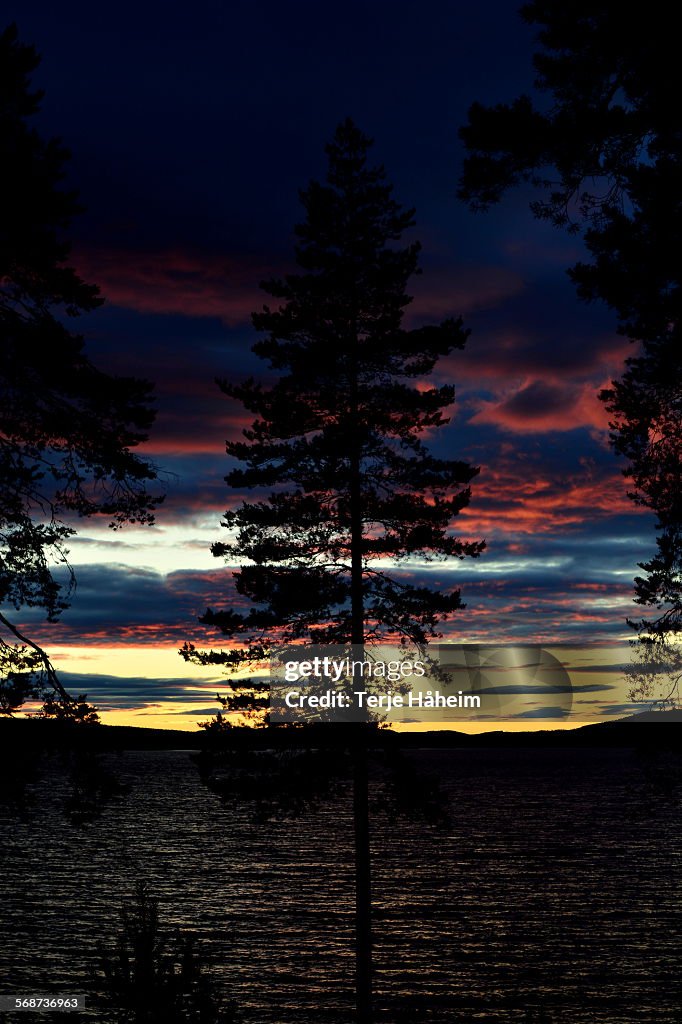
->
[0,716,200,751]
[0,712,679,752]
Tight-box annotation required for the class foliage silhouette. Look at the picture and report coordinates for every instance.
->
[99,882,238,1023]
[458,1,681,700]
[182,117,483,717]
[626,631,682,710]
[39,693,101,725]
[0,24,162,715]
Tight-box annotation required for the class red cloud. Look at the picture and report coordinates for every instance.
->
[75,247,526,327]
[440,330,632,384]
[457,455,642,538]
[470,378,613,433]
[141,407,252,455]
[74,247,281,325]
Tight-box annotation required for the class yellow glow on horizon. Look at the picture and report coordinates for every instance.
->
[35,643,632,733]
[95,705,211,732]
[47,644,264,683]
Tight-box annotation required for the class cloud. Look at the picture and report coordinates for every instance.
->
[421,287,633,435]
[568,662,632,674]
[77,245,527,330]
[470,378,612,434]
[439,323,630,387]
[142,406,252,456]
[55,670,222,710]
[478,683,615,694]
[74,247,282,326]
[171,706,225,715]
[452,442,648,538]
[512,706,573,719]
[598,703,647,716]
[14,555,640,651]
[16,564,247,647]
[406,265,525,321]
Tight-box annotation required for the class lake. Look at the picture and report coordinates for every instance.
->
[0,746,680,1022]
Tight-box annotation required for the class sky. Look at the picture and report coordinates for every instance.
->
[9,0,655,729]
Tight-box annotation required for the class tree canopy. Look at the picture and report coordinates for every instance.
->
[0,23,161,713]
[458,1,681,695]
[182,118,484,722]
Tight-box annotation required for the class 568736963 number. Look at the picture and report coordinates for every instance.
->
[0,995,85,1011]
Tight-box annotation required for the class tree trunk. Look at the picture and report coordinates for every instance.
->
[349,338,372,1023]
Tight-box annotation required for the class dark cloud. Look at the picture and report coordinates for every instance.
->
[512,706,573,719]
[17,564,246,645]
[171,707,225,716]
[567,663,633,674]
[14,557,642,652]
[55,671,220,710]
[478,683,615,695]
[598,704,647,717]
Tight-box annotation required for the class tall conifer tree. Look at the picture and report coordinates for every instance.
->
[184,120,484,1023]
[183,118,483,694]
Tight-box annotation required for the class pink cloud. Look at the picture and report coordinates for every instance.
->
[75,246,527,328]
[141,406,253,456]
[436,330,632,385]
[456,453,643,538]
[470,378,613,433]
[74,246,282,325]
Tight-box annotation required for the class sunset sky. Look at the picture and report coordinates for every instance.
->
[11,1,653,729]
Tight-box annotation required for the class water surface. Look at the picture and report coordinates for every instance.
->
[1,746,680,1022]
